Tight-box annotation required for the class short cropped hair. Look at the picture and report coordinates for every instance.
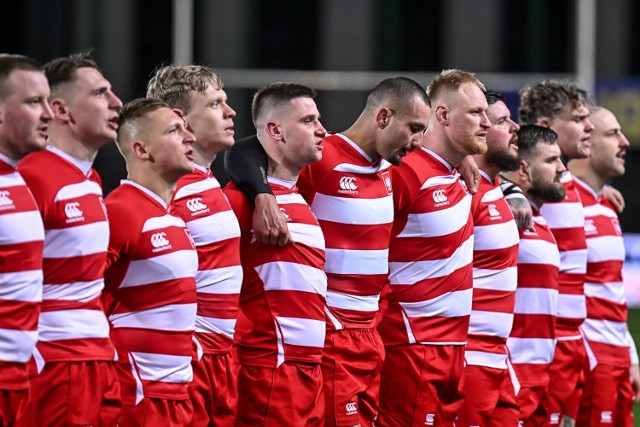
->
[251,82,317,126]
[484,89,505,106]
[44,51,100,95]
[516,124,558,161]
[364,76,429,114]
[146,65,223,114]
[518,79,593,124]
[0,54,44,98]
[426,69,486,105]
[116,97,170,146]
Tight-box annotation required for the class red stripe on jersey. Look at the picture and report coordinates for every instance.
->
[1,241,44,272]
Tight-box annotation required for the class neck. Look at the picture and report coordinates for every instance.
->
[48,127,100,162]
[342,116,381,163]
[267,159,300,182]
[473,154,499,180]
[423,129,466,167]
[568,159,606,192]
[191,144,217,169]
[128,168,178,204]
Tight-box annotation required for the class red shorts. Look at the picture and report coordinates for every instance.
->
[18,360,121,427]
[0,389,29,426]
[543,339,587,424]
[236,362,324,426]
[377,344,464,427]
[120,397,193,426]
[577,363,632,427]
[188,352,237,427]
[457,364,519,427]
[322,328,385,427]
[516,386,548,427]
[616,373,635,427]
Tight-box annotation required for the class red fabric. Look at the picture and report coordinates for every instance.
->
[19,361,121,427]
[516,386,548,427]
[322,328,385,427]
[120,398,193,427]
[377,344,464,427]
[577,363,632,427]
[0,389,29,427]
[543,339,587,424]
[457,364,518,427]
[615,376,635,427]
[188,353,237,427]
[236,363,324,426]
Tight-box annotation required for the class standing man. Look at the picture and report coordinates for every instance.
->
[569,107,639,426]
[0,54,51,426]
[147,65,242,427]
[225,77,430,426]
[18,52,123,426]
[223,83,328,425]
[457,89,521,426]
[518,79,594,425]
[376,69,489,427]
[502,125,565,425]
[104,98,198,425]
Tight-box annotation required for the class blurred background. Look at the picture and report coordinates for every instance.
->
[4,0,640,306]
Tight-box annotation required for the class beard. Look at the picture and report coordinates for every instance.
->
[486,146,520,172]
[528,175,566,203]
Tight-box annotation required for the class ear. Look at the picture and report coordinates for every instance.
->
[434,105,450,126]
[536,117,553,129]
[516,160,531,184]
[131,140,150,160]
[50,98,71,123]
[376,108,392,129]
[266,120,283,141]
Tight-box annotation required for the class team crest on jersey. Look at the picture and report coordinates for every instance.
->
[488,203,502,220]
[0,190,15,211]
[584,218,597,235]
[432,189,449,208]
[338,176,358,195]
[381,170,392,195]
[64,201,85,224]
[425,413,435,425]
[345,402,357,416]
[151,232,172,253]
[186,197,210,216]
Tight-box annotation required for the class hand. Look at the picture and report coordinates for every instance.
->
[506,193,534,231]
[600,184,625,213]
[252,193,293,246]
[459,156,480,194]
[631,364,640,404]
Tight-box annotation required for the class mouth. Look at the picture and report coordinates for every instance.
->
[617,150,626,162]
[316,140,323,151]
[581,137,592,148]
[37,125,48,137]
[225,125,235,135]
[108,117,119,130]
[185,150,194,161]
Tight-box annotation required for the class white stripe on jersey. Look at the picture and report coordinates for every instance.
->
[517,239,561,265]
[540,201,584,229]
[507,337,556,364]
[131,351,193,383]
[333,162,391,174]
[54,180,102,201]
[398,195,472,238]
[586,236,625,262]
[109,303,197,331]
[0,210,44,244]
[311,193,394,225]
[559,249,588,274]
[195,317,236,339]
[0,171,25,187]
[173,177,220,200]
[287,222,325,250]
[326,291,379,312]
[472,267,517,291]
[513,288,559,315]
[420,174,459,190]
[0,329,38,362]
[43,279,104,302]
[276,316,326,347]
[389,236,473,283]
[275,192,308,206]
[195,266,243,293]
[0,270,42,302]
[583,203,615,218]
[473,221,520,250]
[480,185,506,202]
[141,214,187,233]
[121,250,199,288]
[584,281,626,304]
[39,309,110,340]
[468,310,513,337]
[400,288,473,318]
[581,318,628,346]
[186,210,240,245]
[556,294,587,319]
[465,350,507,369]
[43,221,109,258]
[325,248,389,275]
[256,262,327,295]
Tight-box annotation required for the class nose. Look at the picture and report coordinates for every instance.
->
[480,112,491,129]
[619,131,630,148]
[316,121,327,137]
[510,118,520,132]
[109,91,123,110]
[556,158,566,173]
[226,104,236,119]
[184,128,196,144]
[584,118,594,133]
[42,100,53,121]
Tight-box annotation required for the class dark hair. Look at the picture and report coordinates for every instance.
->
[365,76,429,111]
[251,82,317,125]
[44,51,100,93]
[519,79,593,124]
[0,54,44,97]
[516,124,558,160]
[117,97,170,136]
[484,89,504,106]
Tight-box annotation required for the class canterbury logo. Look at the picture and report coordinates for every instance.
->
[186,197,207,212]
[64,202,83,219]
[0,191,14,208]
[151,232,170,248]
[432,189,447,203]
[339,176,357,191]
[488,204,500,217]
[345,402,357,416]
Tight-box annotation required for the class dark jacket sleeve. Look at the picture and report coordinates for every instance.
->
[224,135,273,202]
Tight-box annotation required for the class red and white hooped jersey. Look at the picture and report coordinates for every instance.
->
[297,133,393,330]
[507,204,560,387]
[104,180,198,404]
[224,177,327,368]
[378,147,474,347]
[0,154,44,389]
[539,171,587,339]
[18,146,114,365]
[574,178,630,368]
[466,172,519,369]
[170,164,242,355]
